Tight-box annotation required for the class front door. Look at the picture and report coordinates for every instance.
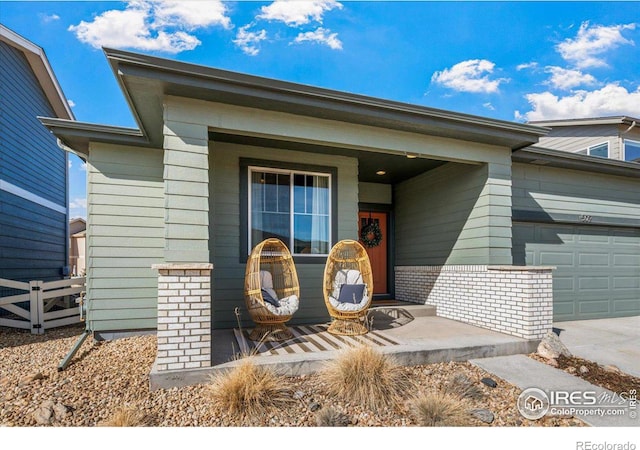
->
[358,211,388,295]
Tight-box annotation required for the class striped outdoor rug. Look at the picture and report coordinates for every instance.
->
[233,324,403,357]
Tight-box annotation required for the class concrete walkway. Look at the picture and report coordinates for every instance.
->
[554,316,640,378]
[470,354,639,427]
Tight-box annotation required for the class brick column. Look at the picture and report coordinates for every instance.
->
[152,263,212,371]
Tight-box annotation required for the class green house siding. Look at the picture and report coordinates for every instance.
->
[86,143,164,332]
[209,141,359,328]
[394,161,513,266]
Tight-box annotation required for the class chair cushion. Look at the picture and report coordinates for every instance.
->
[262,294,299,316]
[260,270,274,289]
[332,269,364,299]
[261,287,280,307]
[337,283,366,304]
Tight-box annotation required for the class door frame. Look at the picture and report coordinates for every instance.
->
[358,202,394,300]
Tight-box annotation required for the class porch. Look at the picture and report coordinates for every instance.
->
[149,303,539,390]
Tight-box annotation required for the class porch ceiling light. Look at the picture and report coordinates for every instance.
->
[376,170,386,175]
[406,152,418,159]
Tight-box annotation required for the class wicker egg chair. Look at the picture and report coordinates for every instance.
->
[323,239,374,336]
[244,238,300,342]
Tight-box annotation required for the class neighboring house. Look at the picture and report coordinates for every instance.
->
[69,217,86,276]
[0,25,74,290]
[39,49,639,377]
[531,116,640,163]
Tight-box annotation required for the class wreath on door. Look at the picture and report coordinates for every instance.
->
[360,220,383,248]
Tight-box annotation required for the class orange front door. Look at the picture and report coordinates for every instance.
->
[358,211,388,295]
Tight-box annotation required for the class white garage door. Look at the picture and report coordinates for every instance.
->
[513,222,640,321]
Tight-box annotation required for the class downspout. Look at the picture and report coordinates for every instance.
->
[620,120,637,160]
[56,137,93,370]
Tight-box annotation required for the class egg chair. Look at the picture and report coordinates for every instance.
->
[323,239,374,336]
[244,238,300,341]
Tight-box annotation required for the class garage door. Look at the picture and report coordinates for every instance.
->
[513,222,640,321]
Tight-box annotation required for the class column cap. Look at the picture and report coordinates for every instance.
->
[152,263,213,270]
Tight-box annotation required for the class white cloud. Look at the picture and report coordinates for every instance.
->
[293,27,342,50]
[233,25,267,56]
[516,62,538,71]
[516,83,640,121]
[40,13,60,23]
[67,99,76,108]
[69,197,87,210]
[544,66,597,90]
[258,0,343,26]
[431,59,508,94]
[483,102,495,111]
[80,162,87,171]
[69,0,230,54]
[68,160,72,169]
[556,22,636,69]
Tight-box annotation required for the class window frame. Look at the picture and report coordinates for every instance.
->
[240,158,338,263]
[580,142,609,158]
[623,139,640,163]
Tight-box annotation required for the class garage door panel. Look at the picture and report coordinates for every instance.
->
[539,251,574,267]
[614,299,640,313]
[513,222,640,321]
[577,253,610,267]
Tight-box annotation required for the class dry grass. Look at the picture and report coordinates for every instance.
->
[99,405,148,427]
[441,372,485,400]
[207,357,293,425]
[320,345,413,412]
[408,391,470,426]
[314,405,350,427]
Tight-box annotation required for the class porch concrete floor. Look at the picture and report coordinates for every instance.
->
[150,303,539,390]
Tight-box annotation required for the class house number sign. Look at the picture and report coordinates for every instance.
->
[579,215,593,223]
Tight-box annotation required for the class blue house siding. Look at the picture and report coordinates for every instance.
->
[0,40,68,286]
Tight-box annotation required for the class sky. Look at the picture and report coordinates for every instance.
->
[2,0,640,221]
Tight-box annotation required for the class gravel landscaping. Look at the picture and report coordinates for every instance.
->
[0,324,588,427]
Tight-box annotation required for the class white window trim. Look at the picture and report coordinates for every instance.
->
[623,138,640,162]
[247,166,332,257]
[582,141,609,158]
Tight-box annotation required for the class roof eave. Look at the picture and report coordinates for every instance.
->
[39,117,149,159]
[104,47,548,151]
[513,146,640,178]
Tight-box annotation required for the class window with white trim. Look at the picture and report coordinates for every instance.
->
[249,166,331,255]
[577,142,609,158]
[623,139,640,163]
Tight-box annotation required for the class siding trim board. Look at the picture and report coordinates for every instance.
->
[513,209,640,229]
[0,180,67,215]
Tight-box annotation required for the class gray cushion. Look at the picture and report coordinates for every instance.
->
[261,288,280,307]
[337,283,366,304]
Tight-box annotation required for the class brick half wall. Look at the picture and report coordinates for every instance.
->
[395,265,554,340]
[152,263,212,371]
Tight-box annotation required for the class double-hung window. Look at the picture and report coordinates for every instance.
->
[249,166,331,256]
[623,139,640,163]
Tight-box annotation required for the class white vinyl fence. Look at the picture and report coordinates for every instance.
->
[0,277,85,334]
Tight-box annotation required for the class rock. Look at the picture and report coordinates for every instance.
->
[0,377,11,388]
[566,366,577,374]
[481,377,497,388]
[293,391,305,400]
[537,331,571,360]
[547,358,559,367]
[52,403,69,421]
[603,365,621,374]
[18,372,44,386]
[470,408,494,424]
[308,400,321,412]
[33,400,55,425]
[579,365,589,374]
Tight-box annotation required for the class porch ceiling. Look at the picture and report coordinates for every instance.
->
[210,132,447,184]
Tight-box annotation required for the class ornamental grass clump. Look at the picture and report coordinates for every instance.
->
[207,358,293,425]
[100,405,148,427]
[408,391,469,427]
[441,372,485,400]
[320,345,413,412]
[314,405,351,427]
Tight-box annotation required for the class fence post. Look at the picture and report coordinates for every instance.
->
[29,280,44,335]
